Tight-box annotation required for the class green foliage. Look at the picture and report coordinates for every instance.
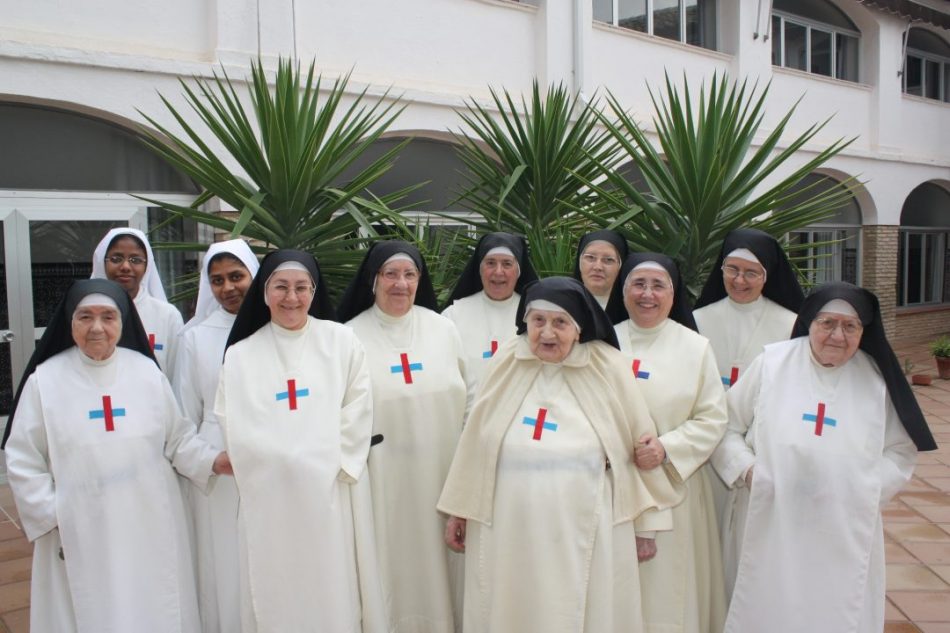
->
[451,81,624,276]
[134,57,416,297]
[930,335,950,358]
[585,73,856,297]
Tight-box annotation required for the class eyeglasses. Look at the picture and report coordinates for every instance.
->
[106,254,147,267]
[581,254,619,267]
[813,317,863,336]
[380,268,419,282]
[627,279,671,294]
[267,283,315,298]
[721,264,764,282]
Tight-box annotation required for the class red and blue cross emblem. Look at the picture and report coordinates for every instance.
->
[276,379,310,410]
[482,340,499,359]
[522,407,558,440]
[721,366,739,387]
[391,353,423,384]
[632,359,650,380]
[148,333,164,352]
[802,402,837,436]
[89,395,126,432]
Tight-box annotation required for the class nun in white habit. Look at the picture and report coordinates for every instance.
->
[714,282,935,633]
[173,239,259,633]
[91,227,184,377]
[3,278,229,633]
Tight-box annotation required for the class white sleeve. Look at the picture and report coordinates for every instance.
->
[878,395,917,505]
[4,376,59,542]
[710,352,763,488]
[162,377,218,490]
[338,335,374,484]
[172,329,201,431]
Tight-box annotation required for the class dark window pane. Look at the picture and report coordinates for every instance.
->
[684,0,717,49]
[906,55,923,96]
[772,16,782,65]
[836,34,859,81]
[785,22,808,71]
[811,29,832,76]
[593,0,613,24]
[618,0,648,32]
[944,64,950,102]
[653,0,681,41]
[907,233,922,304]
[925,59,941,99]
[924,233,937,302]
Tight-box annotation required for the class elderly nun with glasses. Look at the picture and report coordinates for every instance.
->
[712,282,936,633]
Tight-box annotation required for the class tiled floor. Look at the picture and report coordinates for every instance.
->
[0,336,948,632]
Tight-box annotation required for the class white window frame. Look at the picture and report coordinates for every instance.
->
[595,0,717,49]
[788,225,861,286]
[904,47,950,102]
[899,227,949,306]
[772,10,860,82]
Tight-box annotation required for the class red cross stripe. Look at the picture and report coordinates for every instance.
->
[88,395,126,432]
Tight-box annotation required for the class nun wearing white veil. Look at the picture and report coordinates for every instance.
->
[173,239,259,633]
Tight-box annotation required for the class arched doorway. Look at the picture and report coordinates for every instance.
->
[0,102,200,453]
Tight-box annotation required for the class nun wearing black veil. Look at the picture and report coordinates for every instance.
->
[712,282,935,633]
[213,249,385,633]
[3,279,227,633]
[442,231,539,387]
[338,240,470,633]
[438,277,683,633]
[573,229,630,324]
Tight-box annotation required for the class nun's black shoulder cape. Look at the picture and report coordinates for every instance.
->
[572,229,630,325]
[2,278,155,449]
[791,282,936,452]
[515,276,620,349]
[694,228,804,313]
[444,232,539,308]
[336,240,438,323]
[620,252,697,331]
[225,249,336,351]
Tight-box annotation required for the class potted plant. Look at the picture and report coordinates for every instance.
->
[930,335,950,380]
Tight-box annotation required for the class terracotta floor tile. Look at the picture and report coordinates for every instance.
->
[901,492,950,507]
[1,607,29,633]
[886,523,950,543]
[916,506,950,523]
[888,591,950,622]
[0,557,31,585]
[920,454,945,465]
[0,579,30,613]
[932,566,950,585]
[919,622,950,633]
[886,505,930,523]
[0,539,32,565]
[888,542,921,563]
[917,465,950,478]
[887,597,909,621]
[0,523,23,543]
[926,478,950,493]
[885,622,923,633]
[905,542,950,565]
[904,478,942,494]
[888,564,950,590]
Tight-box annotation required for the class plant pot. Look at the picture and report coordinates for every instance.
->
[912,374,933,386]
[937,356,950,380]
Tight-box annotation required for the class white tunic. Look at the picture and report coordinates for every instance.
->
[714,339,917,633]
[442,290,520,388]
[174,306,240,633]
[5,346,217,633]
[135,290,184,378]
[215,318,385,633]
[346,305,469,633]
[615,319,728,633]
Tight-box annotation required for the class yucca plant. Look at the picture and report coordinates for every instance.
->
[452,81,625,276]
[585,73,856,297]
[135,57,417,297]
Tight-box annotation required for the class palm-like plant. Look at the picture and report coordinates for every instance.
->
[452,81,624,276]
[135,58,416,295]
[586,73,856,296]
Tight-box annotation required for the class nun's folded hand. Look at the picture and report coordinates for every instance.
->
[633,433,666,470]
[212,451,233,476]
[636,536,657,562]
[445,516,467,553]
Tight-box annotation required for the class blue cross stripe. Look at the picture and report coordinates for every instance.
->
[801,412,836,427]
[721,376,730,385]
[153,343,164,351]
[482,350,493,358]
[89,407,126,419]
[522,414,558,437]
[276,387,310,402]
[391,362,423,374]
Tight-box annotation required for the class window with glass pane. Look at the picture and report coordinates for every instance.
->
[810,29,832,76]
[836,34,858,81]
[905,55,924,96]
[925,59,942,100]
[684,0,715,49]
[653,0,680,41]
[772,16,782,65]
[618,0,648,31]
[784,22,808,71]
[593,0,613,24]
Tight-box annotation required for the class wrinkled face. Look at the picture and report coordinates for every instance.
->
[722,256,766,305]
[72,304,122,361]
[104,236,148,297]
[579,241,621,298]
[480,254,519,301]
[375,259,419,317]
[527,309,579,363]
[808,311,863,367]
[623,269,674,329]
[208,258,253,315]
[265,269,314,330]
